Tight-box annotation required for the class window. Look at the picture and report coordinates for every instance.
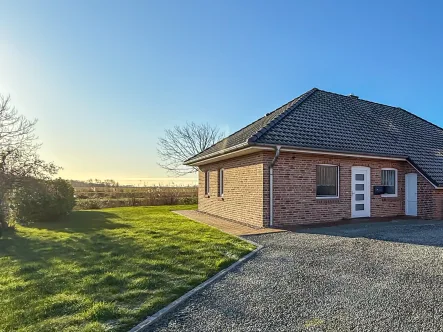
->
[381,168,397,197]
[218,169,224,197]
[355,184,364,191]
[355,174,365,181]
[356,194,365,201]
[316,165,339,198]
[205,171,210,196]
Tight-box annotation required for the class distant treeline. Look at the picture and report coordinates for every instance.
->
[70,179,122,188]
[70,179,197,188]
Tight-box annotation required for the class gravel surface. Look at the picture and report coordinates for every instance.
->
[148,220,443,331]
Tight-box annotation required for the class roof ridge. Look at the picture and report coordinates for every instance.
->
[315,88,402,109]
[248,88,318,143]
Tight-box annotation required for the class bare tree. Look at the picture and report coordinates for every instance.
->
[158,122,224,175]
[0,94,59,229]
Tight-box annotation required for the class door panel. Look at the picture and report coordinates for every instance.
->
[405,173,418,216]
[351,167,371,218]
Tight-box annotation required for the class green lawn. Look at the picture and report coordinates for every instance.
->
[0,205,255,331]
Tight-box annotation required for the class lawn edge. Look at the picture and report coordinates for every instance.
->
[129,238,262,332]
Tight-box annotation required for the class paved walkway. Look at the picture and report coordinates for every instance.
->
[173,210,285,236]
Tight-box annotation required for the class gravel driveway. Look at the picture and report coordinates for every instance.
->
[148,220,443,331]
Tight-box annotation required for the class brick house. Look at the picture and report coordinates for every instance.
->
[185,88,443,228]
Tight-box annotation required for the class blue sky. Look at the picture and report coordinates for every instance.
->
[1,0,443,185]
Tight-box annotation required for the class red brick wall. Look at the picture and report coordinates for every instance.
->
[433,192,443,219]
[198,153,266,227]
[404,164,443,219]
[264,152,440,226]
[197,150,443,228]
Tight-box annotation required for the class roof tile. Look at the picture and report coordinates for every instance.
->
[186,89,443,187]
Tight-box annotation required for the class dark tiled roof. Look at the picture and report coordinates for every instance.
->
[187,88,443,187]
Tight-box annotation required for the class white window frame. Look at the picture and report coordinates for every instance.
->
[381,168,398,197]
[316,164,340,199]
[218,168,224,197]
[205,171,210,196]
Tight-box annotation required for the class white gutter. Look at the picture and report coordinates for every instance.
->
[187,146,270,166]
[269,145,281,227]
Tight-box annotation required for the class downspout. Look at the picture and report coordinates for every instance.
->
[269,145,281,227]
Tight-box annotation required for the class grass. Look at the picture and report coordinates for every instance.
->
[0,205,255,331]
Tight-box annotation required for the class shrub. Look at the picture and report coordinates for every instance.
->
[9,178,76,224]
[179,196,198,205]
[74,199,102,210]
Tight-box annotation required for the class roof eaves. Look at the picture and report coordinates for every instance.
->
[184,141,249,165]
[248,88,318,143]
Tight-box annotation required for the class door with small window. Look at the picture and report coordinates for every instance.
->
[351,167,371,218]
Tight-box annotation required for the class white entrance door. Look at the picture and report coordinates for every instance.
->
[351,167,371,218]
[405,173,418,216]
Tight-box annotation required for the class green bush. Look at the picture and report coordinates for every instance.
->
[9,178,76,224]
[75,199,102,210]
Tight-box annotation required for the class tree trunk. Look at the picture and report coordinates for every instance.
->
[0,196,8,233]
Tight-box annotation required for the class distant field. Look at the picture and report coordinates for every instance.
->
[74,186,198,210]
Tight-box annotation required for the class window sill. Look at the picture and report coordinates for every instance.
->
[204,194,210,198]
[316,197,340,204]
[381,194,398,198]
[217,196,224,201]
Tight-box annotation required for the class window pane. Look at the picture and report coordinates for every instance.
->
[316,165,338,197]
[317,186,337,196]
[385,185,395,194]
[382,170,396,194]
[355,174,364,181]
[356,204,365,211]
[218,169,224,196]
[205,171,210,194]
[356,194,364,201]
[382,170,395,186]
[355,184,364,191]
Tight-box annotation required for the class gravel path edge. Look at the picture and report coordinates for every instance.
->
[128,237,262,332]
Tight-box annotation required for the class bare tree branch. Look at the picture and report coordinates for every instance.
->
[0,94,60,229]
[157,122,224,176]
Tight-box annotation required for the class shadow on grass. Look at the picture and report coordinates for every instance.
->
[0,211,134,272]
[24,210,132,233]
